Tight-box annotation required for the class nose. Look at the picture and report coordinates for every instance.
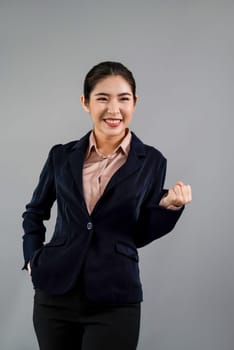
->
[107,100,120,115]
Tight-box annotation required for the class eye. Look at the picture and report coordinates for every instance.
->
[120,97,130,101]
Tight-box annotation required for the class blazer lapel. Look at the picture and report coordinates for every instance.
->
[92,132,146,214]
[67,131,146,216]
[104,133,146,192]
[68,131,91,200]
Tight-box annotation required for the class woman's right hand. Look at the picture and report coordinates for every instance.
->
[27,262,31,275]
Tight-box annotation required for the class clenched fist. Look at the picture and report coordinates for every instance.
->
[159,181,192,210]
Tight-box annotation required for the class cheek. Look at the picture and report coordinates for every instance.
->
[90,105,106,116]
[122,106,135,117]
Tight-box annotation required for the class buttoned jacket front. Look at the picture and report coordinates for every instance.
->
[22,131,183,304]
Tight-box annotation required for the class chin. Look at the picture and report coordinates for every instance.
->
[105,128,126,137]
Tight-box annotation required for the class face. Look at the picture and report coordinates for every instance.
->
[80,75,138,142]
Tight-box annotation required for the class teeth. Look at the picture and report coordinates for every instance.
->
[105,119,121,124]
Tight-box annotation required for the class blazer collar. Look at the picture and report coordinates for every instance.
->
[71,130,92,153]
[68,130,146,215]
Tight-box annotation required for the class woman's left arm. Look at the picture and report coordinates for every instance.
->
[134,157,192,248]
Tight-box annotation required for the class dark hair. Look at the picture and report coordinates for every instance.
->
[83,61,137,103]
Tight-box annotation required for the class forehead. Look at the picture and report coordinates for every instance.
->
[91,75,132,95]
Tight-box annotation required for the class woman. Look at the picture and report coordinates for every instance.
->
[22,61,192,350]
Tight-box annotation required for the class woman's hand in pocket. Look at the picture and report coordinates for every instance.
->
[27,262,31,275]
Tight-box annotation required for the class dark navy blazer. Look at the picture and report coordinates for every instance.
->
[22,131,183,304]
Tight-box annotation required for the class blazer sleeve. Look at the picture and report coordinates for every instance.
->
[135,155,184,248]
[21,145,59,269]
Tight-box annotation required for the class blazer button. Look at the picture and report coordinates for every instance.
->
[87,222,93,230]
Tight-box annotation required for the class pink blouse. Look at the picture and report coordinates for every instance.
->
[82,130,132,214]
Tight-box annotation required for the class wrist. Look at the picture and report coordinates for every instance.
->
[165,204,183,210]
[159,197,182,210]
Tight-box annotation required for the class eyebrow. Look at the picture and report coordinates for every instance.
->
[94,92,132,97]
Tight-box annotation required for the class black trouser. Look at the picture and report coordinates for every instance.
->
[33,286,141,350]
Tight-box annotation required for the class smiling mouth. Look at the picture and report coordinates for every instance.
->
[103,118,122,127]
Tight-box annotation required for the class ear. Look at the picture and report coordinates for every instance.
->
[80,95,90,113]
[134,95,139,106]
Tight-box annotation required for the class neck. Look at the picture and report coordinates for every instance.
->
[93,129,127,156]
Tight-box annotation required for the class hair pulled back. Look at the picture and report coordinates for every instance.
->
[83,61,137,103]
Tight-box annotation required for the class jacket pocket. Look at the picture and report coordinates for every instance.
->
[115,241,139,262]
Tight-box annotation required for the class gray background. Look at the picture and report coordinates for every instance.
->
[1,0,233,349]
